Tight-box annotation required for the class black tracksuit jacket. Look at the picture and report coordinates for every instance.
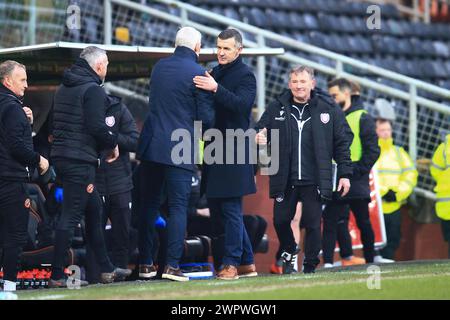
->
[255,88,353,201]
[0,84,40,181]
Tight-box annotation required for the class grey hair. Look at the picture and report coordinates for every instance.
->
[289,65,315,80]
[0,60,26,82]
[175,27,202,51]
[80,46,107,69]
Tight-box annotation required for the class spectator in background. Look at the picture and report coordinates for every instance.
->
[255,66,353,274]
[0,60,49,292]
[374,118,417,262]
[323,78,379,268]
[95,95,139,270]
[50,46,131,287]
[430,131,450,258]
[136,27,214,282]
[194,29,258,280]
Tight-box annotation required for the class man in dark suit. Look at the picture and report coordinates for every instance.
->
[137,27,214,282]
[194,29,257,280]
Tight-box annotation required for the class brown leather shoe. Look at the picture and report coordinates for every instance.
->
[161,265,189,282]
[216,265,239,280]
[237,264,258,278]
[139,264,157,279]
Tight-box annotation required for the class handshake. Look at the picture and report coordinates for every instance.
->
[39,155,49,176]
[255,128,268,145]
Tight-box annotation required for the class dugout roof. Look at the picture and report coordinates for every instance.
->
[0,42,284,85]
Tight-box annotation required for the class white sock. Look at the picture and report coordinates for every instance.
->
[3,280,17,292]
[292,254,298,272]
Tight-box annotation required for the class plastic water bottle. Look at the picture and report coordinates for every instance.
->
[0,292,18,300]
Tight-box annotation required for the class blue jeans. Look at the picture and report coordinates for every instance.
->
[208,197,254,267]
[138,161,192,268]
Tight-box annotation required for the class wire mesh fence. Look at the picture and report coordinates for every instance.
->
[0,0,449,196]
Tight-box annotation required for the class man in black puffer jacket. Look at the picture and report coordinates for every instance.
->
[96,95,139,269]
[50,46,131,287]
[0,60,49,292]
[255,66,353,274]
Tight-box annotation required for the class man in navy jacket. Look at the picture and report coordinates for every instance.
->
[137,27,214,281]
[194,29,257,280]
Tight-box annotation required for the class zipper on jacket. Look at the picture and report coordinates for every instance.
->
[26,166,30,180]
[291,104,311,180]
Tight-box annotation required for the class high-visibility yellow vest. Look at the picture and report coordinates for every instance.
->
[346,110,367,162]
[430,134,450,220]
[198,139,205,164]
[375,138,418,214]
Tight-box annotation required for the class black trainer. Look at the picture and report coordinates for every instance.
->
[100,267,132,283]
[303,264,316,274]
[281,246,301,274]
[48,278,89,289]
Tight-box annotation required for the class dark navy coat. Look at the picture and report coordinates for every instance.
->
[137,46,214,171]
[202,57,257,198]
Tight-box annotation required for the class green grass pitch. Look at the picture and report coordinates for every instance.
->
[15,260,450,300]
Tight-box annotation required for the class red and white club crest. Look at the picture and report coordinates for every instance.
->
[320,113,330,124]
[105,116,115,127]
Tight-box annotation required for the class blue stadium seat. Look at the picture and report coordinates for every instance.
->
[409,38,429,57]
[291,31,311,44]
[348,1,371,16]
[435,23,450,41]
[223,7,241,21]
[310,54,334,68]
[422,39,438,58]
[433,41,450,59]
[317,13,339,32]
[395,39,415,57]
[337,15,356,33]
[324,0,351,15]
[266,9,289,29]
[386,19,404,37]
[315,0,339,14]
[350,16,369,35]
[327,34,348,53]
[277,0,299,10]
[380,4,401,19]
[444,60,450,75]
[189,10,213,25]
[439,80,450,90]
[247,7,268,28]
[346,35,364,54]
[308,31,328,48]
[301,13,320,31]
[241,31,256,44]
[299,0,322,13]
